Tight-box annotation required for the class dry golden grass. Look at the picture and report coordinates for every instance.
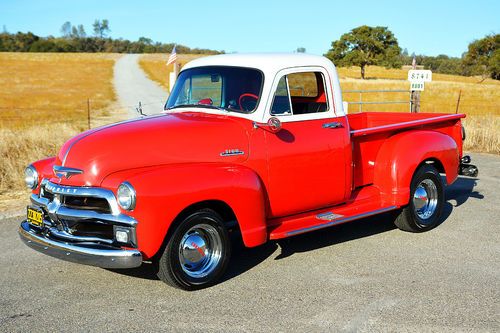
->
[340,77,499,115]
[0,124,85,210]
[0,52,120,128]
[462,115,500,154]
[0,53,124,210]
[337,65,500,84]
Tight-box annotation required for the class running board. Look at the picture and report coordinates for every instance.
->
[269,205,398,240]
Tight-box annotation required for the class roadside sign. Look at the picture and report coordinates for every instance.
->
[408,70,432,82]
[410,82,425,91]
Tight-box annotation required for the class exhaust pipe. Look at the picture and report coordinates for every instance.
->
[459,155,478,177]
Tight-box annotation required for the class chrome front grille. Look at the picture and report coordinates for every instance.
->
[62,195,111,214]
[31,180,137,246]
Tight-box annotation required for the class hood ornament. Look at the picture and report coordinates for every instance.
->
[53,166,83,180]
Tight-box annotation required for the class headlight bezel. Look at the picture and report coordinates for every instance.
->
[24,165,39,190]
[117,181,136,211]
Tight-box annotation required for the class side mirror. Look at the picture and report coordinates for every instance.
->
[253,117,282,133]
[267,117,282,132]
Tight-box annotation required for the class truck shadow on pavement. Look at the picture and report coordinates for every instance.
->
[108,176,482,283]
[270,176,482,263]
[444,176,483,207]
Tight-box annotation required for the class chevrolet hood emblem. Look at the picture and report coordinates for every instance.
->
[53,166,84,179]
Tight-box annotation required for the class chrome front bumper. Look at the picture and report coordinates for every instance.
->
[19,221,142,269]
[19,180,143,269]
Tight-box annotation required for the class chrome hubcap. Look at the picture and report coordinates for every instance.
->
[413,179,438,223]
[179,224,222,279]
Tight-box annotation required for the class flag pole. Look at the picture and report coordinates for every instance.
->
[167,44,178,93]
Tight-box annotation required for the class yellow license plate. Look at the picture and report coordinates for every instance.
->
[27,207,43,227]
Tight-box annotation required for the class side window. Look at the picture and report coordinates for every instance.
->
[270,76,292,115]
[271,71,329,116]
[288,72,319,97]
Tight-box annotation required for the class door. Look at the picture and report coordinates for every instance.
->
[264,69,349,217]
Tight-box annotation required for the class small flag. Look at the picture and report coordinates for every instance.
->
[167,45,177,66]
[412,55,417,69]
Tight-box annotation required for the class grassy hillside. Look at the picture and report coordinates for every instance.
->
[0,52,124,209]
[139,54,499,154]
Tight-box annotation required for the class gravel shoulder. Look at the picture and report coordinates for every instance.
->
[0,153,498,332]
[113,54,168,117]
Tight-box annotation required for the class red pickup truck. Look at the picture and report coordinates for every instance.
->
[20,54,477,290]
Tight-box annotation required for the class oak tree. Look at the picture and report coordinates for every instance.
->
[326,26,402,79]
[462,34,499,80]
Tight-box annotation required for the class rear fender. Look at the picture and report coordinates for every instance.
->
[373,130,459,206]
[101,163,267,259]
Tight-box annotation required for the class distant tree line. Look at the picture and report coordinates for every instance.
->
[0,20,223,55]
[326,26,499,80]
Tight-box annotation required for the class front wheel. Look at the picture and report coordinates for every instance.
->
[155,209,231,290]
[394,164,445,232]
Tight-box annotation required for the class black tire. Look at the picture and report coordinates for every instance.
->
[155,209,231,290]
[394,164,444,232]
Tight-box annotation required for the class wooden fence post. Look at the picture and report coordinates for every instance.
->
[411,91,420,113]
[87,99,91,129]
[455,90,462,114]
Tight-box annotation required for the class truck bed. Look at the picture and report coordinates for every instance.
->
[348,112,465,188]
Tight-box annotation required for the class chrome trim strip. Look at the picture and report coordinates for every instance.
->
[30,194,136,227]
[61,139,80,166]
[48,227,114,245]
[316,212,344,221]
[19,222,142,269]
[322,122,343,129]
[56,206,137,226]
[286,206,398,237]
[350,114,463,136]
[43,181,122,216]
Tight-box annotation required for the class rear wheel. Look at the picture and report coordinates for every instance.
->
[156,209,231,290]
[394,164,444,232]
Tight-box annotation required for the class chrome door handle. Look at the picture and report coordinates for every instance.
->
[322,122,343,129]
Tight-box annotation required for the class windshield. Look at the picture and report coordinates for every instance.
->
[165,66,263,113]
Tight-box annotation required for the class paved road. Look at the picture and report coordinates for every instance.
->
[113,54,168,118]
[0,153,498,332]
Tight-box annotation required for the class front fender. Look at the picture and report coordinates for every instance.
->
[31,156,56,194]
[101,163,267,259]
[373,130,459,206]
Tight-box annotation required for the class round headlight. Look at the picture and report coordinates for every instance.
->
[24,165,38,189]
[117,182,136,211]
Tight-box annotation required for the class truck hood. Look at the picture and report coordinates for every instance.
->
[52,112,250,186]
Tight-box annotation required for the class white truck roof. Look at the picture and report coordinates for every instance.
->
[183,53,336,73]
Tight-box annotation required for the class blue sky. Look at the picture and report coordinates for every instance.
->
[1,0,498,57]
